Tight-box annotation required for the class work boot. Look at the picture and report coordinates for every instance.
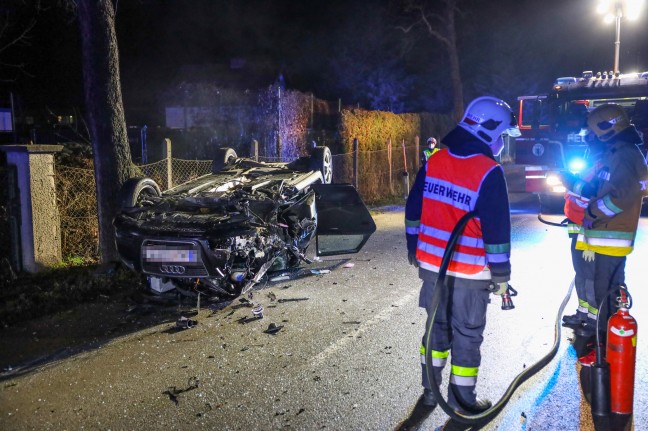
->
[448,383,492,415]
[562,313,584,326]
[421,388,438,407]
[452,398,493,415]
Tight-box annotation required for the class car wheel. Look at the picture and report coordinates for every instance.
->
[212,147,238,173]
[310,146,332,184]
[119,177,161,209]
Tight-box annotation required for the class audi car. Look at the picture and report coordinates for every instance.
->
[113,146,376,300]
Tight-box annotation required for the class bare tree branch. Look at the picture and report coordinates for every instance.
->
[0,0,42,80]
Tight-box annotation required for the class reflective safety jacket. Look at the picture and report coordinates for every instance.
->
[564,192,589,235]
[577,130,648,257]
[405,127,511,282]
[423,147,440,163]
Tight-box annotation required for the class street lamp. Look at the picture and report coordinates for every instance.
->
[596,0,644,74]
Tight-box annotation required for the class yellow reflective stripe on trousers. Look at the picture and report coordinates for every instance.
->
[420,345,449,366]
[450,365,478,386]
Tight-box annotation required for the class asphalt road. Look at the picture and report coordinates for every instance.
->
[0,192,646,431]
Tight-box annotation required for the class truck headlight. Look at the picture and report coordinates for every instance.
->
[546,173,562,186]
[546,173,566,193]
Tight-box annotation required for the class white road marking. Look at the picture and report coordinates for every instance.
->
[309,290,418,367]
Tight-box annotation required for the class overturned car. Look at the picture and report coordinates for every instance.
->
[113,146,376,300]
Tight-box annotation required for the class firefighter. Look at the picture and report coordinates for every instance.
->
[405,96,520,413]
[560,136,605,328]
[576,104,648,356]
[421,137,440,165]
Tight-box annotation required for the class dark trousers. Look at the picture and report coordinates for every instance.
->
[582,252,626,332]
[419,274,490,406]
[569,235,587,318]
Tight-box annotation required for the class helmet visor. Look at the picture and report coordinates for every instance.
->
[505,112,521,137]
[479,112,521,138]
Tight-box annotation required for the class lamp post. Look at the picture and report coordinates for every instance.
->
[613,2,622,74]
[596,0,644,74]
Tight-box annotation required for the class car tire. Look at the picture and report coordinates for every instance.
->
[212,147,238,173]
[119,177,162,209]
[310,146,332,184]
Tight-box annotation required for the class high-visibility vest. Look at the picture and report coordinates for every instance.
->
[564,191,589,231]
[416,150,498,279]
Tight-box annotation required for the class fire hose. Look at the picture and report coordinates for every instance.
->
[424,211,574,424]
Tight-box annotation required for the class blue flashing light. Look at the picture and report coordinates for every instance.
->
[568,157,586,173]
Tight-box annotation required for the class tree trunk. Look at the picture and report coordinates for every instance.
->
[442,0,464,122]
[77,0,136,263]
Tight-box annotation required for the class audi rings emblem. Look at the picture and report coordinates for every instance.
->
[160,265,186,275]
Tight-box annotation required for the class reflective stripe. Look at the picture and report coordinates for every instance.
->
[567,223,581,235]
[420,346,449,367]
[417,241,487,267]
[450,374,477,386]
[451,365,479,377]
[576,230,635,256]
[431,357,447,367]
[486,252,509,263]
[484,243,510,254]
[420,225,484,248]
[578,299,592,315]
[432,354,449,367]
[596,195,622,217]
[418,260,492,280]
[423,177,479,212]
[486,241,511,264]
[432,350,450,359]
[405,219,420,227]
[406,226,419,235]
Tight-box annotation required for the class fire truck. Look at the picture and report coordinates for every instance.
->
[514,71,648,213]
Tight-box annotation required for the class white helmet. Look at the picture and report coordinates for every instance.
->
[458,96,521,156]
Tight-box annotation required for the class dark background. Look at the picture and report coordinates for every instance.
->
[1,0,647,127]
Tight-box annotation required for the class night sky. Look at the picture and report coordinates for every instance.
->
[1,0,648,124]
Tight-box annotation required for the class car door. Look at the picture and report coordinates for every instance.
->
[311,183,376,256]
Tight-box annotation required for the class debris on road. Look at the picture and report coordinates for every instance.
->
[176,316,198,329]
[264,323,283,334]
[252,305,264,318]
[310,269,330,275]
[277,297,309,303]
[162,376,200,405]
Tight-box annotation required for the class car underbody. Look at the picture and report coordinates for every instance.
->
[113,148,375,300]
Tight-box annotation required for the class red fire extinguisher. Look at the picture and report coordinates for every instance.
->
[606,301,638,415]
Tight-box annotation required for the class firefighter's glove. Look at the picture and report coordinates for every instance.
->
[582,250,596,262]
[492,282,509,296]
[408,252,419,268]
[582,217,595,230]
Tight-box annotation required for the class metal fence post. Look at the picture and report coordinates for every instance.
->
[402,139,409,199]
[141,125,148,164]
[164,138,173,189]
[353,138,359,190]
[387,138,393,194]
